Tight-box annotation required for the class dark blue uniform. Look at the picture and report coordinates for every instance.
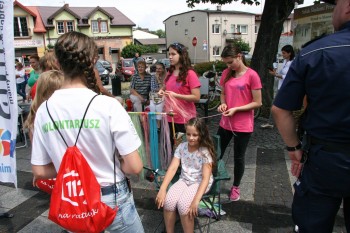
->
[274,21,350,232]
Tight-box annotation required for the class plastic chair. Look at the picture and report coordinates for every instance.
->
[198,76,209,122]
[195,135,231,233]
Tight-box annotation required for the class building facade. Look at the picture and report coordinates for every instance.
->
[164,8,256,63]
[164,7,292,63]
[14,1,46,65]
[14,1,135,70]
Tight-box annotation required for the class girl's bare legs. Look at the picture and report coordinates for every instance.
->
[180,214,194,233]
[164,210,177,233]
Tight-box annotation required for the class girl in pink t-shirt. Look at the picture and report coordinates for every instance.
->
[159,43,200,147]
[217,45,262,202]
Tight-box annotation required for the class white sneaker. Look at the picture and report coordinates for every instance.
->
[260,123,274,129]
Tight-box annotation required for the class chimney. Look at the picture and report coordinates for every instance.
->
[217,5,221,11]
[64,3,69,8]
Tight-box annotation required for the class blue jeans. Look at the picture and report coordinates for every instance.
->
[16,82,26,100]
[101,181,144,233]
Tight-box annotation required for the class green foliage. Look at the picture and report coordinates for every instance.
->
[47,43,54,49]
[227,38,251,53]
[215,60,227,71]
[121,44,158,58]
[121,44,140,58]
[186,0,260,8]
[193,61,227,76]
[194,60,252,76]
[144,45,159,53]
[150,29,166,38]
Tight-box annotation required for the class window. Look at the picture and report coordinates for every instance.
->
[67,21,74,32]
[255,25,258,34]
[230,24,235,33]
[191,16,195,22]
[237,24,248,34]
[100,21,108,33]
[184,29,188,35]
[57,21,74,34]
[92,21,99,33]
[14,17,29,37]
[175,20,178,26]
[57,22,64,34]
[91,20,108,33]
[212,24,220,34]
[213,46,220,56]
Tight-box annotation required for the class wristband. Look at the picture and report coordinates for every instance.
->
[285,142,302,151]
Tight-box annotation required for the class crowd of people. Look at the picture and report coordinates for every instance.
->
[13,0,349,231]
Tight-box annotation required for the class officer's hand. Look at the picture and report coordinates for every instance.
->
[288,150,303,177]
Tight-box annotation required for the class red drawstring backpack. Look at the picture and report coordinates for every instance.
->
[45,95,117,233]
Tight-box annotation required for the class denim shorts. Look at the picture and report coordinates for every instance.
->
[101,180,144,233]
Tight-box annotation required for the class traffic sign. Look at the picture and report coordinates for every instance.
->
[192,37,197,47]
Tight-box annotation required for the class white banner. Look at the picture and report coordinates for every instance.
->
[0,0,17,187]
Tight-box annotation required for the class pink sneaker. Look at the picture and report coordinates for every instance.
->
[229,186,240,201]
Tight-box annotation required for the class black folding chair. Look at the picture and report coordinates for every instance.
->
[195,135,231,233]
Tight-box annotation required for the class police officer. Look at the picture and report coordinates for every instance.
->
[272,0,350,232]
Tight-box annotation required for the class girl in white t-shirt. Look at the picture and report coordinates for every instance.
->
[156,117,216,233]
[31,31,144,233]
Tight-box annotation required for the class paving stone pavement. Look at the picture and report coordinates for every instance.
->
[0,109,347,233]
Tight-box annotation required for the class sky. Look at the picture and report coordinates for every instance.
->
[20,0,316,31]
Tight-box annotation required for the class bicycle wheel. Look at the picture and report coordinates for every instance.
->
[208,91,221,111]
[254,107,261,119]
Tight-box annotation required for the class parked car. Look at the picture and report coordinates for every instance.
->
[242,51,252,61]
[159,58,170,71]
[99,59,113,73]
[95,60,110,85]
[144,56,155,64]
[117,58,135,82]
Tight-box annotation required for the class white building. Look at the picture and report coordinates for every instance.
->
[164,6,292,63]
[133,29,159,39]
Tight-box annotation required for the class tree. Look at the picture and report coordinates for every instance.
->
[121,44,141,58]
[186,0,295,115]
[121,44,159,58]
[150,29,166,38]
[228,38,251,53]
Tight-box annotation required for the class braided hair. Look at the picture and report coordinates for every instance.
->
[54,31,100,93]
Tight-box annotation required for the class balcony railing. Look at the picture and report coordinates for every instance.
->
[225,32,242,39]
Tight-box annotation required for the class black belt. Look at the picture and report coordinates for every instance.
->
[309,136,350,154]
[101,179,128,196]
